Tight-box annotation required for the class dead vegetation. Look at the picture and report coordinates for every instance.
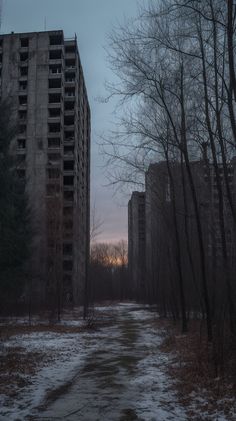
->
[159,320,236,420]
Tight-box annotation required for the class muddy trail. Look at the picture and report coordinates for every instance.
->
[27,304,185,421]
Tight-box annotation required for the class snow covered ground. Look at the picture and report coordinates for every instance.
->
[0,303,235,420]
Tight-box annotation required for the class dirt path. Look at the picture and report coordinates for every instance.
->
[29,304,185,421]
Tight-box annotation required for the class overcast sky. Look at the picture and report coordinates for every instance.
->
[1,0,141,243]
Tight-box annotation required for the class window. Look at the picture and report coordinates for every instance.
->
[46,183,60,195]
[20,38,29,48]
[64,145,74,156]
[20,52,28,62]
[65,101,75,111]
[65,59,75,68]
[49,108,61,118]
[19,124,26,134]
[63,207,73,217]
[64,191,74,201]
[63,260,73,271]
[64,131,74,141]
[48,138,60,148]
[63,243,73,255]
[65,72,75,82]
[65,45,76,54]
[64,116,74,126]
[49,78,61,89]
[17,139,26,149]
[64,175,74,186]
[19,110,27,120]
[49,50,62,60]
[65,88,75,97]
[48,153,61,162]
[49,93,61,103]
[48,122,61,133]
[49,35,63,46]
[19,80,27,91]
[20,66,28,77]
[64,160,74,171]
[49,64,62,74]
[17,169,26,179]
[47,168,60,179]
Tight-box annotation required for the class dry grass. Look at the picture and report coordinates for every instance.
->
[159,319,236,419]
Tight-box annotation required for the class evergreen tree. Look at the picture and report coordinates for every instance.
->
[0,101,31,308]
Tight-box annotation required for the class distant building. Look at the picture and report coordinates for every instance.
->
[129,158,236,308]
[128,191,146,300]
[0,30,90,305]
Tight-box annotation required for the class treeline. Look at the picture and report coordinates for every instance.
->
[90,240,130,302]
[103,0,236,367]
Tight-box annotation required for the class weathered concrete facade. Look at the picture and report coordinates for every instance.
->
[0,31,90,305]
[128,191,146,300]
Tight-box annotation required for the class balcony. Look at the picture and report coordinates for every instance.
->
[49,64,62,76]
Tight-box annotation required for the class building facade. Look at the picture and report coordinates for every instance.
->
[0,30,90,305]
[129,159,236,310]
[128,191,146,300]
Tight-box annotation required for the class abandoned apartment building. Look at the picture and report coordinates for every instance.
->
[0,30,91,304]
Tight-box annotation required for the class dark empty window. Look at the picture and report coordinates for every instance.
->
[65,45,76,54]
[49,108,61,117]
[64,160,74,171]
[47,168,60,178]
[65,72,75,82]
[64,176,74,186]
[19,96,27,105]
[0,54,2,63]
[49,50,62,60]
[64,191,74,201]
[17,169,26,179]
[64,146,74,156]
[48,153,61,162]
[49,123,60,133]
[49,64,62,74]
[19,80,27,90]
[65,101,75,111]
[49,35,63,46]
[20,66,28,76]
[48,138,61,148]
[63,243,73,255]
[20,38,29,48]
[49,78,61,89]
[20,52,28,62]
[49,93,61,103]
[19,124,26,134]
[65,59,75,68]
[46,184,60,195]
[17,139,26,149]
[63,260,73,271]
[0,39,3,47]
[65,88,75,97]
[64,116,74,126]
[63,207,73,217]
[19,110,27,120]
[64,131,74,141]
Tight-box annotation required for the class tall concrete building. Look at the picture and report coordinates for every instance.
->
[0,30,90,305]
[128,191,146,300]
[144,159,236,307]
